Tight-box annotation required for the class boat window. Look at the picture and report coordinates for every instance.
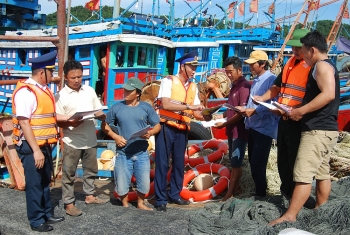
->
[79,47,91,58]
[116,46,125,67]
[153,49,158,68]
[42,49,50,55]
[138,47,147,66]
[128,46,135,67]
[19,49,27,66]
[68,48,75,60]
[238,45,254,58]
[198,48,209,61]
[148,48,153,67]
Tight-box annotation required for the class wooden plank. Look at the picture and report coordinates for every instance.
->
[0,118,25,190]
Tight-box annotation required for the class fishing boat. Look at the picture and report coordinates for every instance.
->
[0,0,348,138]
[0,0,285,140]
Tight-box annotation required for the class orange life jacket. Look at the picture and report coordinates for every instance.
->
[12,81,58,146]
[278,56,311,107]
[156,75,196,130]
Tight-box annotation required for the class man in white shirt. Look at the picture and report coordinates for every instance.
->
[154,51,204,212]
[12,51,66,232]
[55,60,108,217]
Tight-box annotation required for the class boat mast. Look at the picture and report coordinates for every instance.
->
[271,0,276,31]
[271,0,309,70]
[170,0,175,25]
[327,0,349,52]
[62,0,72,89]
[56,0,67,90]
[114,0,121,18]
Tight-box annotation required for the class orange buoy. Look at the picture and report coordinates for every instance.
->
[185,140,228,166]
[180,163,230,202]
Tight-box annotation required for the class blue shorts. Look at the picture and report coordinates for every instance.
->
[114,151,150,196]
[228,137,247,168]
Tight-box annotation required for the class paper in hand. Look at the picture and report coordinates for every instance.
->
[250,95,277,110]
[202,105,222,116]
[68,109,102,121]
[272,101,291,113]
[129,125,151,140]
[201,118,227,128]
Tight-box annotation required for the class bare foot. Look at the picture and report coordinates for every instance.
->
[268,214,296,226]
[137,204,153,211]
[220,192,233,202]
[122,203,130,208]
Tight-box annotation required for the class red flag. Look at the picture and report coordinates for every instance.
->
[85,0,100,11]
[308,0,320,11]
[315,0,320,9]
[249,0,258,13]
[268,3,275,14]
[239,2,245,16]
[342,5,350,19]
[228,2,236,19]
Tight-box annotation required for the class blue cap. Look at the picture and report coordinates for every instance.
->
[28,51,57,69]
[175,51,199,65]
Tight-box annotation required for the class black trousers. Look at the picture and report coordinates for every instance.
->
[248,128,273,197]
[16,141,53,227]
[277,118,302,198]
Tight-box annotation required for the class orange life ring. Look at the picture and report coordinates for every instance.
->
[180,163,230,202]
[185,140,228,166]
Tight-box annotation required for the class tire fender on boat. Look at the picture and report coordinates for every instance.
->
[180,163,230,202]
[185,139,228,166]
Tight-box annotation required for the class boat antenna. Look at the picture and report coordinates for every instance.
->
[170,0,175,25]
[152,0,156,18]
[141,0,144,14]
[242,0,246,29]
[157,0,160,17]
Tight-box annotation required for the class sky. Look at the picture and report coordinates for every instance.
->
[38,0,347,26]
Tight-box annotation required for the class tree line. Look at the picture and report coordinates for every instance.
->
[46,5,350,40]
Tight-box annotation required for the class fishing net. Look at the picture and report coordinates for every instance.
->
[188,177,350,235]
[187,134,350,235]
[330,132,350,179]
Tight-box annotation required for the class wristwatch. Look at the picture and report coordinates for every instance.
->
[186,104,190,110]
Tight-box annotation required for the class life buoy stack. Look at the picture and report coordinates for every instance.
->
[185,139,228,166]
[180,163,230,202]
[113,140,230,202]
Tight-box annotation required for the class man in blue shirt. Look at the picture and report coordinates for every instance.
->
[101,77,161,210]
[241,51,279,197]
